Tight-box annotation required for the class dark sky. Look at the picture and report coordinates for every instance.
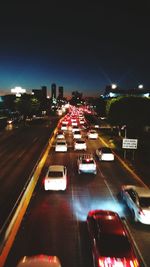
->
[0,2,150,97]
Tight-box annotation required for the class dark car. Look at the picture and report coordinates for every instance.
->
[87,210,139,267]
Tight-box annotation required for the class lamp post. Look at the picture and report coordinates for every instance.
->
[121,125,127,159]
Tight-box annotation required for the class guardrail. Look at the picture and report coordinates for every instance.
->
[0,125,58,267]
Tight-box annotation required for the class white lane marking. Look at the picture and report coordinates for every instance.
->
[104,178,118,204]
[96,163,105,179]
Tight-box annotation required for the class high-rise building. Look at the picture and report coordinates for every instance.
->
[32,86,47,99]
[58,86,64,99]
[51,83,57,99]
[41,86,47,99]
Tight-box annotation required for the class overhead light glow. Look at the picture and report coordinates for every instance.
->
[111,84,117,89]
[138,84,143,89]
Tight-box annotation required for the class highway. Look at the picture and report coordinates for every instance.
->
[0,117,58,228]
[1,117,150,267]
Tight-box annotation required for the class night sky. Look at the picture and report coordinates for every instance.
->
[0,2,150,97]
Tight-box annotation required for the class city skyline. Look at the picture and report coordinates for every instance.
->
[0,2,150,97]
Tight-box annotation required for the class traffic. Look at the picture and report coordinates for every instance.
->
[2,106,150,267]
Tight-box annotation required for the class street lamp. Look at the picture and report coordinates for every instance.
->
[138,84,143,89]
[111,84,117,89]
[121,125,127,138]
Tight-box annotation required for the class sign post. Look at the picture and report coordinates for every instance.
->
[122,138,138,160]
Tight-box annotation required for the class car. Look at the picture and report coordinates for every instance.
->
[56,130,65,139]
[121,185,150,224]
[71,120,78,126]
[87,210,139,267]
[72,125,80,132]
[87,129,98,139]
[55,139,67,152]
[77,154,97,174]
[96,147,115,161]
[44,165,67,191]
[17,254,61,267]
[61,123,68,131]
[73,130,82,139]
[74,139,87,151]
[61,119,69,125]
[71,117,77,122]
[79,119,85,125]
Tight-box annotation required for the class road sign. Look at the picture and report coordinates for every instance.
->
[122,138,138,149]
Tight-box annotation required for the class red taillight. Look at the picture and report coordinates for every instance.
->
[98,257,139,267]
[42,178,46,185]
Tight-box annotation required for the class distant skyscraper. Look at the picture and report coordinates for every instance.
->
[32,86,47,99]
[51,83,56,99]
[58,86,64,99]
[41,86,47,99]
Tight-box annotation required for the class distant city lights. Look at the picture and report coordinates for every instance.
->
[11,86,26,97]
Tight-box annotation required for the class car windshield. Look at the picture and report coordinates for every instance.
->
[98,234,131,257]
[76,140,85,144]
[48,171,63,178]
[139,197,150,207]
[101,147,112,153]
[82,159,94,164]
[57,142,66,145]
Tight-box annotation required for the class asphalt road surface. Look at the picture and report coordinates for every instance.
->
[4,126,150,267]
[0,117,58,228]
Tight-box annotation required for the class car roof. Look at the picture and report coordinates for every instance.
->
[88,210,125,235]
[48,165,65,172]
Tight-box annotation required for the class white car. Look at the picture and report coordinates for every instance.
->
[56,130,65,139]
[74,139,87,151]
[61,123,68,131]
[87,129,98,139]
[17,255,61,267]
[121,185,150,224]
[61,119,68,125]
[79,119,85,125]
[72,125,80,132]
[71,120,78,126]
[73,130,82,139]
[77,154,97,174]
[44,165,67,191]
[55,139,67,152]
[96,147,114,161]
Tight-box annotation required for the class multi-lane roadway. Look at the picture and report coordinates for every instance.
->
[1,116,150,267]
